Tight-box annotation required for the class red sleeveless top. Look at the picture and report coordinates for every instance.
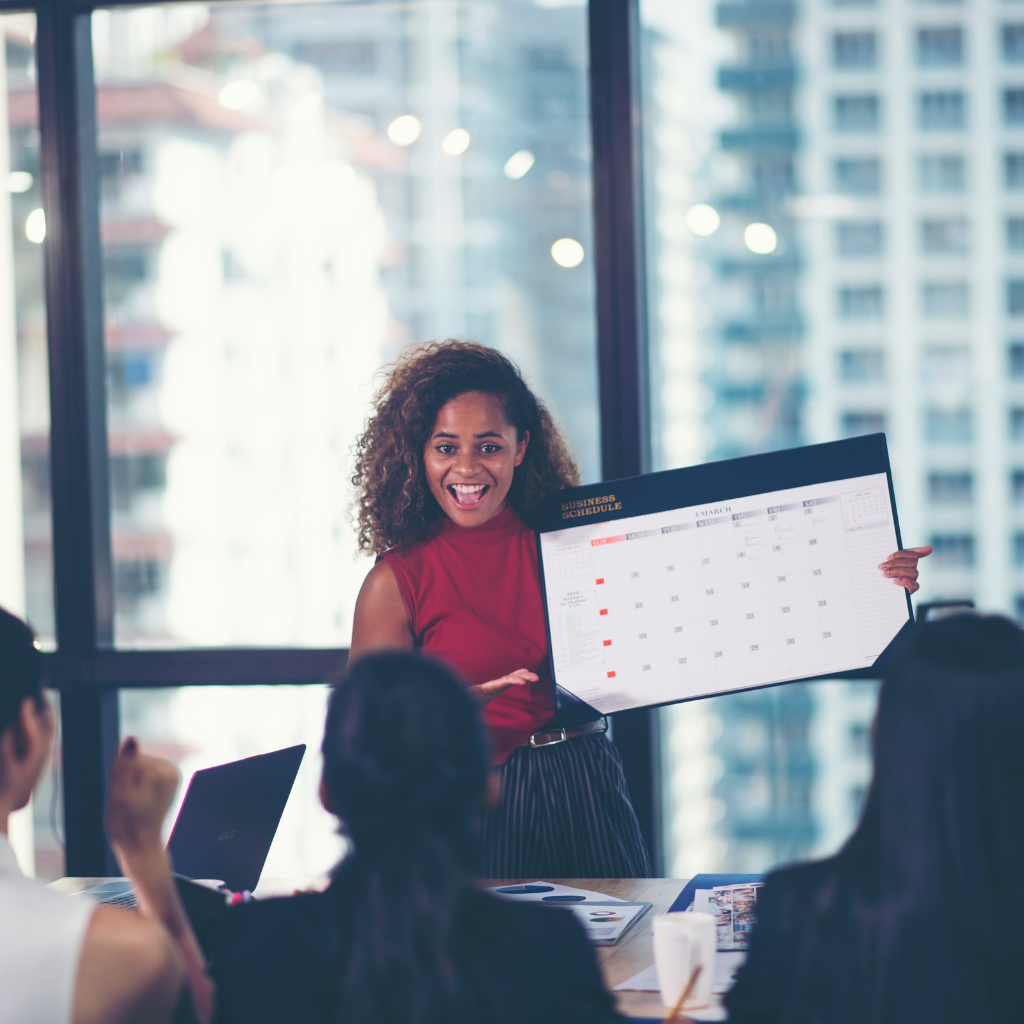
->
[381,505,555,765]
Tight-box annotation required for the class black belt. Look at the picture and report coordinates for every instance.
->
[522,717,607,749]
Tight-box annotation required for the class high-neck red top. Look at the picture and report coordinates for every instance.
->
[380,505,555,765]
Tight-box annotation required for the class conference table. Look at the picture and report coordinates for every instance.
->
[52,876,707,1020]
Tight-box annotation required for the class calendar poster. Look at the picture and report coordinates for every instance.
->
[536,435,912,716]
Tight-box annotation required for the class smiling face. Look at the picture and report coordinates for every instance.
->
[424,390,529,527]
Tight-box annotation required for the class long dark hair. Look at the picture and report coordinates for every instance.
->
[762,614,1024,1022]
[351,340,580,553]
[321,651,510,1024]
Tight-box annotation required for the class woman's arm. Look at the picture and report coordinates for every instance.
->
[350,561,532,707]
[105,739,215,1023]
[349,560,416,663]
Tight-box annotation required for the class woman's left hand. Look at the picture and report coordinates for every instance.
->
[879,546,933,595]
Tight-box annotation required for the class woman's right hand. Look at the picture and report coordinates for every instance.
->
[468,668,538,708]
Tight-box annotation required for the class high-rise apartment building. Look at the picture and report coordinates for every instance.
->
[648,0,1021,874]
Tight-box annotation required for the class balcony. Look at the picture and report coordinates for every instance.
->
[718,65,798,91]
[717,2,796,28]
[721,126,799,151]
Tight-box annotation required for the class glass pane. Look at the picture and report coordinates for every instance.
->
[640,1,919,873]
[0,14,52,643]
[93,0,598,647]
[8,689,66,882]
[120,686,345,880]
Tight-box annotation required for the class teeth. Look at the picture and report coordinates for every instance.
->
[452,484,485,493]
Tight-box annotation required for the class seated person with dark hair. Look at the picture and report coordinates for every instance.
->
[726,614,1024,1024]
[0,605,211,1024]
[203,650,625,1024]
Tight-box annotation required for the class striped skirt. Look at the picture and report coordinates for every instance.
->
[475,732,652,878]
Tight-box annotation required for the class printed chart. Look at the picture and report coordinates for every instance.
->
[539,473,909,714]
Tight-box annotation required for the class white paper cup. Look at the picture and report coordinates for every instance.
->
[652,911,716,1010]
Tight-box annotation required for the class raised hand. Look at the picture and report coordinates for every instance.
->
[879,546,933,595]
[467,668,538,708]
[105,737,179,855]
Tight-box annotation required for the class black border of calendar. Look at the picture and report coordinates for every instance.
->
[536,434,914,724]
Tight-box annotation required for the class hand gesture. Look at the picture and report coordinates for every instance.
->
[879,546,933,595]
[467,668,538,708]
[105,737,179,856]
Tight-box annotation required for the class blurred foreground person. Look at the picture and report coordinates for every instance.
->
[0,606,212,1024]
[726,614,1024,1024]
[204,651,625,1024]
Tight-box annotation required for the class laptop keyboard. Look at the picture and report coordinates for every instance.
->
[102,891,138,909]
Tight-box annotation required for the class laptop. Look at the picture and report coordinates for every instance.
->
[75,744,306,907]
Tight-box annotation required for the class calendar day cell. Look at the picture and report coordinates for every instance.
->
[708,612,749,651]
[668,583,709,623]
[713,644,754,688]
[625,533,669,569]
[785,631,827,673]
[782,598,822,640]
[739,574,782,614]
[749,638,790,678]
[633,597,671,633]
[744,606,786,646]
[816,593,858,634]
[807,534,849,570]
[705,582,745,619]
[812,561,854,598]
[777,569,816,606]
[676,617,714,656]
[772,539,813,575]
[822,625,863,664]
[804,505,844,537]
[590,540,630,578]
[676,650,719,698]
[662,528,701,567]
[737,531,776,579]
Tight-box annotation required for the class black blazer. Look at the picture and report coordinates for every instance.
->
[203,871,626,1024]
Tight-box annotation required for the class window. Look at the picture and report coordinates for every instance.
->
[839,285,884,319]
[839,349,885,382]
[1006,88,1024,125]
[916,27,964,67]
[834,94,880,132]
[836,221,883,257]
[1014,533,1024,565]
[1010,343,1024,377]
[922,281,969,317]
[834,157,881,194]
[1006,153,1024,189]
[833,31,877,69]
[1004,24,1024,63]
[1012,407,1024,440]
[926,408,972,443]
[921,218,969,255]
[0,11,61,880]
[918,154,965,193]
[94,1,599,648]
[842,412,885,436]
[928,471,973,504]
[923,345,970,382]
[918,91,966,130]
[1010,280,1024,315]
[1010,220,1024,252]
[930,534,975,567]
[1013,470,1024,503]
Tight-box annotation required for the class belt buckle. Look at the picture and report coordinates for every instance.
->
[529,726,567,748]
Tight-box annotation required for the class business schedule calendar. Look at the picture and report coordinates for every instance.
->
[536,436,912,716]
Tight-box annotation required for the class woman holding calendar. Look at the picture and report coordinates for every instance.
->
[348,340,931,877]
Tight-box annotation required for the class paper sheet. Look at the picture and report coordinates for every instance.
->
[485,880,626,903]
[613,950,746,995]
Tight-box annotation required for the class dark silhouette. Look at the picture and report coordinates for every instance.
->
[204,651,624,1024]
[726,613,1024,1023]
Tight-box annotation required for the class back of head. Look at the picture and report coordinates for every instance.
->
[775,615,1024,1024]
[0,606,43,738]
[321,652,507,1024]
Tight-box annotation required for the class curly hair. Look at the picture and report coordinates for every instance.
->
[352,340,580,553]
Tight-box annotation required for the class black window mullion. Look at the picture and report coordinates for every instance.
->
[588,0,660,873]
[37,0,117,875]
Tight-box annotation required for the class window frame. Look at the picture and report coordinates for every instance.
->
[24,0,655,874]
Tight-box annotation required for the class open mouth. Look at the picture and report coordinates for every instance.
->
[448,483,489,508]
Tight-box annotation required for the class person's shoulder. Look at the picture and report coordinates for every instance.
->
[758,856,840,928]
